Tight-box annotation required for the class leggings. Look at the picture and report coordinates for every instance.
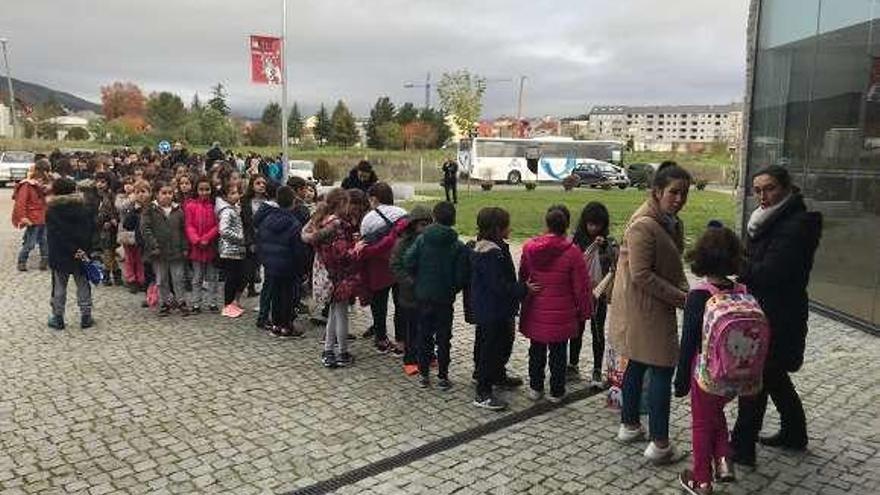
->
[220,258,245,305]
[570,298,608,371]
[324,301,350,354]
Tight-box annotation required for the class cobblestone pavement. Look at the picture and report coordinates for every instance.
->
[0,189,878,494]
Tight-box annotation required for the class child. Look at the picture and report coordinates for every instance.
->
[45,177,95,330]
[675,224,748,495]
[184,176,220,313]
[254,186,307,337]
[241,174,270,298]
[216,183,247,317]
[95,171,122,286]
[121,180,150,295]
[404,201,468,390]
[519,205,591,403]
[175,173,194,206]
[390,205,432,376]
[303,189,360,368]
[469,207,534,410]
[141,182,189,316]
[570,202,619,386]
[12,159,50,271]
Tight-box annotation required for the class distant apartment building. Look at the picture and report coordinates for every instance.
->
[587,104,744,151]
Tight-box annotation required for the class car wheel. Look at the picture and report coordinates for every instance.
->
[507,171,522,185]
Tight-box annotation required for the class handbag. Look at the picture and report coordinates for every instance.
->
[117,229,137,246]
[583,242,604,290]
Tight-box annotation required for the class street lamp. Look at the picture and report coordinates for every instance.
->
[0,38,16,139]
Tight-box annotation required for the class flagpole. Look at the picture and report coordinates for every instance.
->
[280,0,289,182]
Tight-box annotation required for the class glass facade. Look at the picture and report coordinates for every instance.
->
[747,0,880,327]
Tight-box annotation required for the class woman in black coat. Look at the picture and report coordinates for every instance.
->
[732,165,822,465]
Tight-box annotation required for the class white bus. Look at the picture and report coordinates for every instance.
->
[458,137,624,184]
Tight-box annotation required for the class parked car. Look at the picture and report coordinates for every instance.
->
[287,160,316,183]
[626,162,659,188]
[0,151,35,188]
[571,159,630,189]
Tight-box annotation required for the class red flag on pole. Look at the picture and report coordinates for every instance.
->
[250,35,282,85]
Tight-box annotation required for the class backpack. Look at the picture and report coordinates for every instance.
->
[694,282,770,398]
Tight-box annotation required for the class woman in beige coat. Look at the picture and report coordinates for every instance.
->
[609,161,691,464]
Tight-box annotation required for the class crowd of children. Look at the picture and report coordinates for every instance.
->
[20,149,788,494]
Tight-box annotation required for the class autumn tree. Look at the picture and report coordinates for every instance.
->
[395,102,419,126]
[419,107,453,147]
[437,70,486,138]
[402,120,438,150]
[100,82,146,120]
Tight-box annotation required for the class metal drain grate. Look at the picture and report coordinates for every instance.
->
[285,386,605,495]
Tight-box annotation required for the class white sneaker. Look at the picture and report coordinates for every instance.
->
[617,424,645,443]
[527,388,543,401]
[644,441,678,465]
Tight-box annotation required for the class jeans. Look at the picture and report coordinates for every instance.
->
[417,302,453,379]
[475,320,514,397]
[19,224,48,264]
[51,269,92,318]
[190,261,219,308]
[689,359,732,484]
[324,301,350,354]
[529,341,568,398]
[220,258,245,305]
[569,298,607,372]
[152,260,187,306]
[621,359,674,442]
[732,360,807,457]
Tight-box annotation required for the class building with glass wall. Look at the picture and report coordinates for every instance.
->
[743,0,880,331]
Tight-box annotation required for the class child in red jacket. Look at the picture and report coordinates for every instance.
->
[184,176,220,313]
[12,160,50,271]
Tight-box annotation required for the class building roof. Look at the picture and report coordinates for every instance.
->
[590,103,743,115]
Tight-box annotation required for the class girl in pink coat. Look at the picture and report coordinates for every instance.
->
[519,205,592,402]
[184,176,220,312]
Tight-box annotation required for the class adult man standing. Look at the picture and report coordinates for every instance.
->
[442,158,458,204]
[732,165,822,466]
[341,160,378,193]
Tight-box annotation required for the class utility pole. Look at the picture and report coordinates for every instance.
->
[516,75,527,120]
[0,38,16,139]
[403,72,432,108]
[280,0,289,181]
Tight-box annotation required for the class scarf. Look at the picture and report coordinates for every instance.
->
[747,193,792,238]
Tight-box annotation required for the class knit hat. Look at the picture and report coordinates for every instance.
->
[408,205,432,222]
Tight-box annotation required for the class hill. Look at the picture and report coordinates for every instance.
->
[0,78,101,113]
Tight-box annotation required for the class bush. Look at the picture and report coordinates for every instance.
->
[314,158,337,186]
[480,181,493,191]
[695,179,708,191]
[65,127,90,141]
[524,181,537,191]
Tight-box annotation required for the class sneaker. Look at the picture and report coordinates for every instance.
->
[617,424,646,443]
[437,378,452,391]
[336,352,354,367]
[527,388,543,401]
[374,339,391,354]
[80,315,95,329]
[403,363,420,376]
[191,305,202,314]
[419,375,430,388]
[644,442,679,465]
[231,301,246,313]
[679,469,713,495]
[221,304,242,318]
[39,259,48,271]
[321,351,337,368]
[362,325,375,338]
[714,457,736,483]
[47,315,65,330]
[17,262,27,272]
[158,304,172,317]
[496,375,524,389]
[473,395,508,411]
[590,370,606,388]
[566,364,581,382]
[208,304,220,313]
[547,393,564,404]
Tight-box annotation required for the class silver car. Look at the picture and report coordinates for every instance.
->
[0,151,35,187]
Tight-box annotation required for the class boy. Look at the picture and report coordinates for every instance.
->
[141,182,189,316]
[46,177,96,330]
[404,201,468,390]
[253,186,307,337]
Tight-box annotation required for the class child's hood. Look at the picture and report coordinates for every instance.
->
[421,223,459,247]
[525,234,572,268]
[254,202,296,234]
[473,239,501,254]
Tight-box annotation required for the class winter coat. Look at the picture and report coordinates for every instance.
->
[442,161,458,185]
[241,196,268,251]
[390,232,419,309]
[46,193,94,274]
[519,234,592,343]
[122,203,146,249]
[254,202,306,277]
[741,193,822,373]
[355,215,409,293]
[216,197,246,260]
[608,199,689,368]
[140,202,187,263]
[404,224,468,305]
[341,168,377,192]
[96,191,119,250]
[184,196,219,263]
[11,180,47,228]
[313,215,362,302]
[469,240,527,325]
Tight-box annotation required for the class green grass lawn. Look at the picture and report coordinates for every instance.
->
[404,186,736,246]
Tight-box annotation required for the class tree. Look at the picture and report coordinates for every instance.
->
[329,100,358,147]
[66,127,90,141]
[261,102,282,127]
[419,107,453,147]
[288,102,303,140]
[246,123,276,146]
[146,92,187,138]
[395,102,419,126]
[100,81,146,120]
[437,70,486,139]
[313,104,331,145]
[375,121,403,150]
[207,83,230,116]
[402,121,438,150]
[366,96,395,148]
[106,115,147,144]
[191,93,202,112]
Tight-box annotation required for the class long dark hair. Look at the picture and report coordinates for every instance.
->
[573,202,610,251]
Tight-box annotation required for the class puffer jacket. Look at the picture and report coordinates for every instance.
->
[469,239,527,325]
[355,216,409,293]
[216,197,246,260]
[313,215,362,302]
[404,223,468,305]
[184,196,219,263]
[11,179,47,228]
[140,201,187,263]
[254,202,306,277]
[519,234,592,343]
[46,193,94,274]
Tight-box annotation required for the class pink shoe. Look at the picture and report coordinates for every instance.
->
[231,301,246,313]
[222,304,242,318]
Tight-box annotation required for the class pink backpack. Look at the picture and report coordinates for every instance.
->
[694,282,770,398]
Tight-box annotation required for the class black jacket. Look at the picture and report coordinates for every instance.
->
[341,168,377,192]
[254,202,306,278]
[467,240,527,325]
[741,194,822,372]
[46,194,94,274]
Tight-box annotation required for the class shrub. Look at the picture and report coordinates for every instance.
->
[562,174,578,191]
[65,127,90,141]
[695,178,708,191]
[524,181,537,191]
[314,158,337,186]
[480,181,493,191]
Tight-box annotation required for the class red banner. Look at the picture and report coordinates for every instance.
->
[250,35,282,85]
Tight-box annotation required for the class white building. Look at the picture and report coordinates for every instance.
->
[46,115,91,141]
[0,103,11,138]
[588,104,744,151]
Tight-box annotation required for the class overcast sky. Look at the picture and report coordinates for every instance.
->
[2,0,749,118]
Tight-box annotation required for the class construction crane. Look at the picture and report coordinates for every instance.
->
[404,72,432,109]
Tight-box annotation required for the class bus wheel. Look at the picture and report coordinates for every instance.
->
[507,171,522,185]
[618,184,628,190]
